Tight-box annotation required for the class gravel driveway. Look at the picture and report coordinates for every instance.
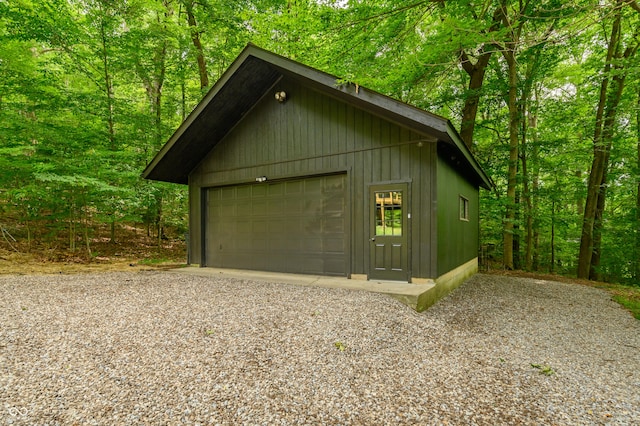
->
[1,271,639,425]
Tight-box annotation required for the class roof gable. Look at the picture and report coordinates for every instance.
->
[142,44,491,189]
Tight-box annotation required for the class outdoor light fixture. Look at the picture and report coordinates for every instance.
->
[275,91,287,103]
[255,176,268,183]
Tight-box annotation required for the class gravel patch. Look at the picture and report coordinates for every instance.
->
[1,271,638,425]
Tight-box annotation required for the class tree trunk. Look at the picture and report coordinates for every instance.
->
[578,3,638,278]
[590,170,608,280]
[184,0,209,90]
[522,149,533,270]
[110,220,116,243]
[513,189,521,270]
[459,50,492,149]
[152,42,167,147]
[577,8,620,279]
[636,87,640,281]
[550,198,556,273]
[590,53,631,280]
[521,90,533,271]
[69,206,76,252]
[84,221,92,256]
[530,109,541,271]
[26,220,31,252]
[458,7,502,149]
[98,12,116,150]
[502,48,519,270]
[181,80,186,122]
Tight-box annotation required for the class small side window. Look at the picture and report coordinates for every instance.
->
[459,196,469,221]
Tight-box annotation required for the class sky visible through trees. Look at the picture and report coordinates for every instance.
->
[0,0,638,284]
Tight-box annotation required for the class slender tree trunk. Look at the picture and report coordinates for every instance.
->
[110,220,116,243]
[502,48,519,270]
[590,59,631,280]
[551,198,556,273]
[26,220,31,252]
[184,0,209,90]
[530,103,541,271]
[153,53,166,147]
[576,170,585,215]
[156,193,163,248]
[521,88,532,271]
[590,171,608,280]
[578,3,638,278]
[577,8,620,278]
[69,200,76,252]
[99,15,116,150]
[522,149,534,270]
[521,71,538,271]
[458,8,502,149]
[84,220,92,256]
[181,81,186,121]
[514,189,521,270]
[137,6,169,148]
[459,50,492,149]
[636,87,640,281]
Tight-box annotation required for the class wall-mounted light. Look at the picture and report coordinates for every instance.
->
[255,176,268,183]
[275,91,287,103]
[416,141,424,148]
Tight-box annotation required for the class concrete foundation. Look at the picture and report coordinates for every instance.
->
[172,258,478,312]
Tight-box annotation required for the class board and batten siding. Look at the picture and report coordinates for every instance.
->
[189,76,438,279]
[436,156,480,276]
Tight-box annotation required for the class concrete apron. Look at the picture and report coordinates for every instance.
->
[170,258,477,312]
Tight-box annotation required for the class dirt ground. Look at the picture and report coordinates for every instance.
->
[0,250,184,275]
[0,224,187,275]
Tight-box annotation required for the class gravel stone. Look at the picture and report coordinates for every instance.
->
[1,272,638,425]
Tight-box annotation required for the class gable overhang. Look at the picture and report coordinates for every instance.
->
[142,44,491,190]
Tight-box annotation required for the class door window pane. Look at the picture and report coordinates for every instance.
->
[375,191,402,236]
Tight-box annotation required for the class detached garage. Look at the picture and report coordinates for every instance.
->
[143,44,491,297]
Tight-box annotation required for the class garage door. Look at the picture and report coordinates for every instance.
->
[205,174,347,276]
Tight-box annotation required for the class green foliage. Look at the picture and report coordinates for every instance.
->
[0,0,638,285]
[613,296,640,320]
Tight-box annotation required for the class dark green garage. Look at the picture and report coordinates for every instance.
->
[143,44,491,293]
[205,174,347,276]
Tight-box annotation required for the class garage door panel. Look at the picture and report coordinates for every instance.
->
[252,185,267,197]
[252,238,267,251]
[324,258,345,274]
[221,187,235,199]
[252,200,267,215]
[323,237,344,253]
[285,180,303,194]
[267,184,284,196]
[301,237,322,252]
[284,198,303,214]
[235,200,252,217]
[206,174,347,276]
[252,220,268,234]
[237,186,252,198]
[304,179,322,193]
[322,217,344,233]
[267,199,283,215]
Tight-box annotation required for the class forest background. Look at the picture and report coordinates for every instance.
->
[0,0,639,285]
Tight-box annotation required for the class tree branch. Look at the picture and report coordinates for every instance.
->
[625,0,640,13]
